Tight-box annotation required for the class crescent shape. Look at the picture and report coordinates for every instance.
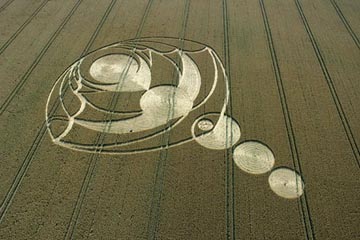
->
[74,86,193,134]
[177,53,201,101]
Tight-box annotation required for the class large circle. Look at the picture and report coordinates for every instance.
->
[89,54,138,84]
[233,141,275,174]
[268,168,304,199]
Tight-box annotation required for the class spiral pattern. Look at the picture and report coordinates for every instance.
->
[233,141,275,174]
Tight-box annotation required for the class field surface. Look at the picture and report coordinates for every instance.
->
[0,0,359,239]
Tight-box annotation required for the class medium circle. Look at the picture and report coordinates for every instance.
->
[192,114,241,150]
[233,141,275,174]
[197,119,214,131]
[268,168,304,199]
[89,54,138,84]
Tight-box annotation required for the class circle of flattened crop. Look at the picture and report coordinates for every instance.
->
[268,168,304,199]
[233,141,275,174]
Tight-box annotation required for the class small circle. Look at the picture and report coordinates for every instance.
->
[89,54,138,84]
[268,168,304,199]
[197,119,214,131]
[233,141,275,174]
